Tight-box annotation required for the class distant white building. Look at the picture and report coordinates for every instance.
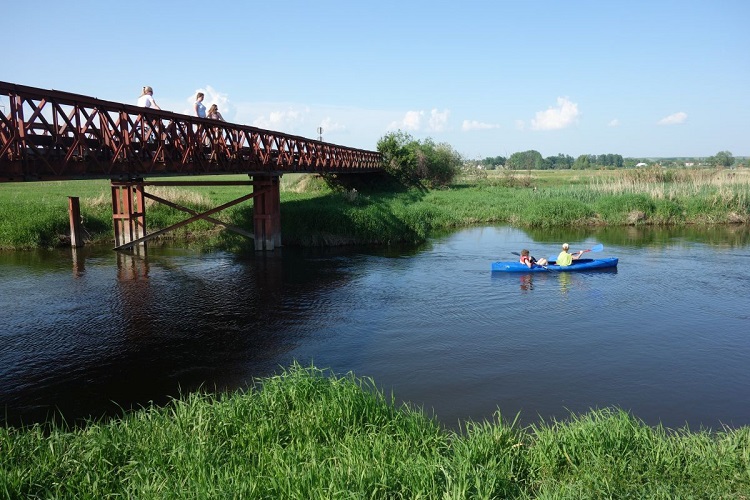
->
[635,162,648,167]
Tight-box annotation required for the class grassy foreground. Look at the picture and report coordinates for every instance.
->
[1,365,748,498]
[1,168,748,249]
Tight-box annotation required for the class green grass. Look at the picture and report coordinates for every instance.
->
[2,365,748,498]
[1,168,749,250]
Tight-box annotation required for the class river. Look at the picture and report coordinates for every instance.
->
[1,225,749,430]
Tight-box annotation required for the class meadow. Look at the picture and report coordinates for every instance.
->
[1,167,748,250]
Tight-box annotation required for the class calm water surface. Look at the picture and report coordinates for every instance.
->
[1,226,749,430]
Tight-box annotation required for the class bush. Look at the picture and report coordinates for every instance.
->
[377,131,461,188]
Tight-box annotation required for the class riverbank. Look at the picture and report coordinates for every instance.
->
[1,168,748,250]
[2,365,748,498]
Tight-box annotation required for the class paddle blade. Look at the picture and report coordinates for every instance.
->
[511,251,521,256]
[588,243,604,253]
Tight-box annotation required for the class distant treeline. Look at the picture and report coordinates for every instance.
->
[475,150,741,170]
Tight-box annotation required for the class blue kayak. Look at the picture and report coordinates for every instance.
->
[491,257,619,272]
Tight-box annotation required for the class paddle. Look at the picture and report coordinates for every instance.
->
[584,243,604,254]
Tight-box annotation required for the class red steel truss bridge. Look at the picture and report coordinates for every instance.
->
[0,81,384,250]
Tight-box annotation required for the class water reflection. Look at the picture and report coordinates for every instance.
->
[0,245,359,426]
[558,272,572,296]
[504,268,618,296]
[71,248,86,278]
[116,251,150,281]
[519,274,533,291]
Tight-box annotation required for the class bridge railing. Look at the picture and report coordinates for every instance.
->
[0,81,383,182]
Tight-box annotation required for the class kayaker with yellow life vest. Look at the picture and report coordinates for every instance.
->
[556,243,584,266]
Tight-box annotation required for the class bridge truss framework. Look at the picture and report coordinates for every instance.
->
[0,81,382,250]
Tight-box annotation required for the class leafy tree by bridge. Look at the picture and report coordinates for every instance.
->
[377,131,462,187]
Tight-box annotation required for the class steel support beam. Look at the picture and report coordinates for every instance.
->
[68,196,83,248]
[252,175,281,251]
[111,181,145,249]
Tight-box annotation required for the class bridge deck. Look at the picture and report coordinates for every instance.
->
[0,81,382,182]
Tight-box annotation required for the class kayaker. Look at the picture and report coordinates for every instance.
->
[556,243,584,266]
[520,249,548,268]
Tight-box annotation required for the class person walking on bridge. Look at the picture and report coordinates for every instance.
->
[194,92,206,118]
[137,86,161,110]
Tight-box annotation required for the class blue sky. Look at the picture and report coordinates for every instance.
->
[3,0,748,159]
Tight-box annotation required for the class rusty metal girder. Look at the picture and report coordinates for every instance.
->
[0,81,383,182]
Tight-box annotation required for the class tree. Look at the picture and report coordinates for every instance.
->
[481,156,506,169]
[572,154,591,170]
[568,153,624,169]
[544,153,574,170]
[712,151,734,167]
[506,150,543,170]
[377,130,415,178]
[415,138,463,187]
[376,131,461,187]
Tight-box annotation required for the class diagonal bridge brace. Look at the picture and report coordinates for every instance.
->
[142,190,255,239]
[114,189,258,251]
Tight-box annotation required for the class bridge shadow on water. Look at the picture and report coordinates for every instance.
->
[0,244,364,429]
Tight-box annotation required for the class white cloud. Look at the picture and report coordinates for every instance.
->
[462,120,499,131]
[657,111,687,125]
[252,106,310,132]
[232,101,393,148]
[387,110,423,131]
[319,116,346,134]
[608,119,620,127]
[428,108,450,132]
[530,97,580,131]
[387,108,449,132]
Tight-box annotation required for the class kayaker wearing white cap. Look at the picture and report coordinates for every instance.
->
[556,243,584,266]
